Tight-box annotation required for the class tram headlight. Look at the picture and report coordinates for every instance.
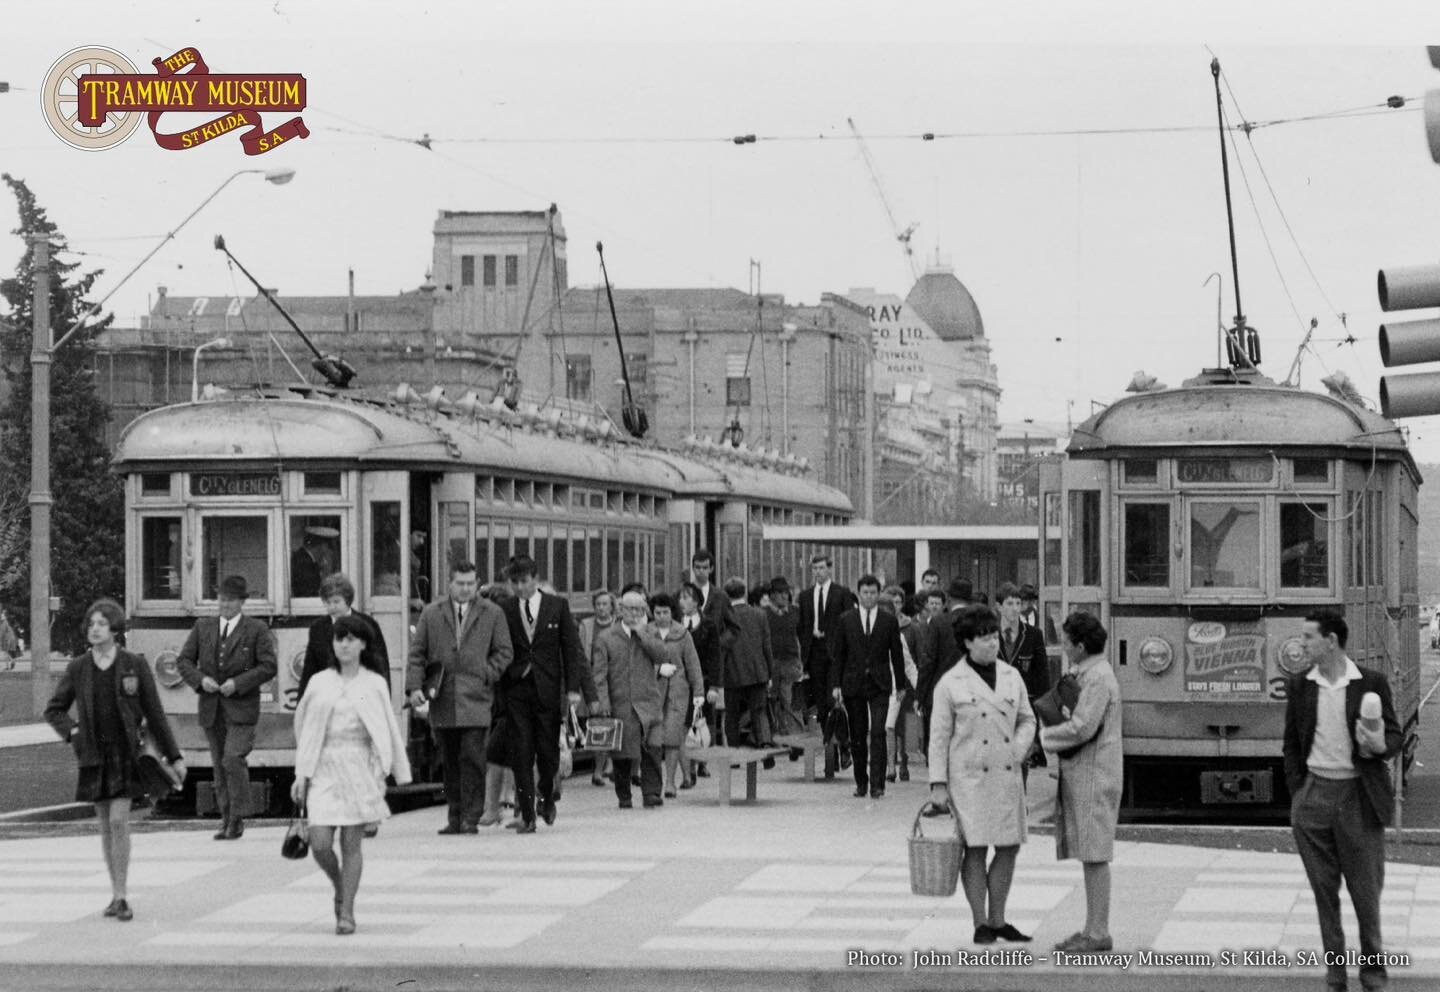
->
[1137,636,1173,675]
[1276,636,1309,675]
[289,649,307,684]
[154,649,184,689]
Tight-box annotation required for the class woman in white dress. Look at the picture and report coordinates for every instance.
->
[291,614,411,935]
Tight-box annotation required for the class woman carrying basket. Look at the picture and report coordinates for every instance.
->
[927,605,1036,944]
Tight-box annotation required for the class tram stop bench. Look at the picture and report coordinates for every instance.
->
[773,732,827,782]
[686,746,791,805]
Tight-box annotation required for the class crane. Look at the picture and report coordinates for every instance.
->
[847,116,920,280]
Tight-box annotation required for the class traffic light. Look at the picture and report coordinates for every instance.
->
[1378,265,1440,417]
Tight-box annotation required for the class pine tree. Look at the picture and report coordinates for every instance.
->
[0,174,124,654]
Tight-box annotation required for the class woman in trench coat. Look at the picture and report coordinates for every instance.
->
[1039,610,1122,954]
[928,605,1036,945]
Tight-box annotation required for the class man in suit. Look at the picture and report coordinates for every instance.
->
[798,553,856,777]
[721,577,776,749]
[829,574,908,799]
[916,577,971,750]
[406,560,513,835]
[691,549,738,743]
[496,555,596,833]
[176,575,278,840]
[1284,609,1402,992]
[296,573,390,699]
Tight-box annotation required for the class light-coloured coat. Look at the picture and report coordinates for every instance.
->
[294,668,412,786]
[405,596,513,728]
[592,623,667,760]
[1039,654,1123,862]
[928,660,1036,847]
[654,624,704,747]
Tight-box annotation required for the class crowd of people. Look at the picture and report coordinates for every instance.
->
[35,553,1405,989]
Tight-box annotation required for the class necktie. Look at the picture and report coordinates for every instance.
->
[220,618,230,642]
[1004,628,1014,654]
[525,600,534,625]
[864,610,871,636]
[456,603,465,628]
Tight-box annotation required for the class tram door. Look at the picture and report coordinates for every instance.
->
[362,471,409,712]
[408,474,434,621]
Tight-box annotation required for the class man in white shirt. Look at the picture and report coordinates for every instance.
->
[1283,609,1401,992]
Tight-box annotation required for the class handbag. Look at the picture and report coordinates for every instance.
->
[584,716,624,752]
[1033,672,1102,760]
[134,724,183,800]
[685,709,712,749]
[281,804,309,860]
[558,711,575,780]
[825,700,853,770]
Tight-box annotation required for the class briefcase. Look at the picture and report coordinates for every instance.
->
[135,724,183,800]
[584,717,624,752]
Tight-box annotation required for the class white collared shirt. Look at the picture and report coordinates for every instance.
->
[524,590,543,635]
[1305,656,1362,779]
[813,580,831,637]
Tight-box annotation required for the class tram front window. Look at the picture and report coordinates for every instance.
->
[288,515,342,598]
[202,516,269,600]
[1123,503,1169,587]
[1189,501,1260,589]
[1280,502,1329,589]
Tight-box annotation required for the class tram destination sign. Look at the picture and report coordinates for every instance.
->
[1176,458,1273,484]
[189,472,281,497]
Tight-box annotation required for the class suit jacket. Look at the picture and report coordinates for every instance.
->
[829,607,907,700]
[298,610,390,699]
[798,581,857,675]
[405,596,513,728]
[916,611,962,714]
[999,621,1051,700]
[697,583,740,661]
[46,649,182,765]
[1283,663,1402,827]
[500,592,597,711]
[723,602,774,688]
[175,615,279,728]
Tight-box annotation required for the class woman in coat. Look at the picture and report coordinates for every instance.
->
[45,599,186,922]
[649,593,705,797]
[678,582,720,774]
[928,605,1036,945]
[579,590,617,786]
[1039,610,1122,954]
[293,615,412,935]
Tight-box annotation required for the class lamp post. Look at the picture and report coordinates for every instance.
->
[192,337,233,401]
[29,168,293,714]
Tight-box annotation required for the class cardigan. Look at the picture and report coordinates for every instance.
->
[293,668,412,785]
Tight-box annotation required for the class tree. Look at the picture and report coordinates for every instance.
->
[0,174,124,654]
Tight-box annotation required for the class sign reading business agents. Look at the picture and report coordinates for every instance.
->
[1183,621,1267,699]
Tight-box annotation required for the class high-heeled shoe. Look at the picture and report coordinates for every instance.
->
[336,914,356,935]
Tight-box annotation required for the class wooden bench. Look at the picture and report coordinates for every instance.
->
[773,732,827,782]
[685,746,791,805]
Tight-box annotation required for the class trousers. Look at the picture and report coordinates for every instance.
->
[203,715,254,821]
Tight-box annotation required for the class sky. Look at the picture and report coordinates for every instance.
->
[8,1,1440,457]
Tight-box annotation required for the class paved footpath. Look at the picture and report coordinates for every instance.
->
[0,757,1435,991]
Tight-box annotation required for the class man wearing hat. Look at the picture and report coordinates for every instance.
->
[291,523,338,598]
[176,575,278,840]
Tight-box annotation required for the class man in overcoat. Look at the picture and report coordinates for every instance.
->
[591,590,670,808]
[497,555,596,832]
[406,560,513,834]
[175,575,278,839]
[721,577,776,749]
[829,575,908,798]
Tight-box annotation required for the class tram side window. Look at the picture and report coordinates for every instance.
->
[288,515,342,598]
[1066,491,1101,587]
[141,517,182,600]
[371,502,402,597]
[1189,501,1260,589]
[1042,493,1061,586]
[1122,503,1169,587]
[202,516,268,600]
[1279,502,1328,589]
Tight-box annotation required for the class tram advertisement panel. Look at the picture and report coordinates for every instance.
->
[1183,621,1266,699]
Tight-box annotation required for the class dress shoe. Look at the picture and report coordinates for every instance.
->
[854,786,868,798]
[538,798,557,826]
[618,798,634,809]
[113,899,133,922]
[899,766,910,782]
[224,818,245,840]
[336,915,355,936]
[680,773,696,790]
[886,770,897,783]
[437,823,478,835]
[212,821,231,841]
[642,796,663,808]
[991,923,1032,942]
[1054,932,1112,952]
[591,774,607,787]
[663,788,677,798]
[870,786,885,799]
[506,820,537,834]
[973,924,996,944]
[103,899,120,917]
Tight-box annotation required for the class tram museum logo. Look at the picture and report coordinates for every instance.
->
[42,45,308,154]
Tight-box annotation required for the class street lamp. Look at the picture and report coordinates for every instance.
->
[192,337,232,401]
[28,167,293,714]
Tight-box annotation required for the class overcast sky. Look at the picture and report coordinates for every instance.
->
[8,1,1440,458]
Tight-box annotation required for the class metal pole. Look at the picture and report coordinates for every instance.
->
[29,233,53,715]
[781,336,790,456]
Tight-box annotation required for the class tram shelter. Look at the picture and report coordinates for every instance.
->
[761,524,1039,598]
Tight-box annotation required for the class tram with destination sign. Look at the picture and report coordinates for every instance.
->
[1036,367,1421,817]
[112,387,853,814]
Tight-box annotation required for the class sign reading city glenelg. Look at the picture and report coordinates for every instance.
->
[43,45,308,154]
[1183,621,1267,699]
[189,472,281,497]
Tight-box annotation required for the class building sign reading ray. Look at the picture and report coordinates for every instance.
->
[57,46,308,155]
[1183,621,1267,698]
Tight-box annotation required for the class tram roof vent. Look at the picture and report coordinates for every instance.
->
[1180,367,1277,388]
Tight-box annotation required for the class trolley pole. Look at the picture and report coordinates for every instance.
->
[29,233,53,716]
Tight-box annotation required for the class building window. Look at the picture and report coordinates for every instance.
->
[567,355,592,401]
[460,255,475,288]
[483,255,497,288]
[725,352,750,406]
[627,354,647,394]
[505,255,519,287]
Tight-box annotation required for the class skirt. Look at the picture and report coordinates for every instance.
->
[306,742,390,826]
[76,742,144,803]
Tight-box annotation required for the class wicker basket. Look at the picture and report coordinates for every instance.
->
[908,801,963,896]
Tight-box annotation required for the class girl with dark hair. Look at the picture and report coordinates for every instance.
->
[292,614,411,935]
[677,582,719,780]
[45,599,185,922]
[650,592,705,797]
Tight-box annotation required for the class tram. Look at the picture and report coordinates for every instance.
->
[112,386,853,813]
[1037,366,1422,817]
